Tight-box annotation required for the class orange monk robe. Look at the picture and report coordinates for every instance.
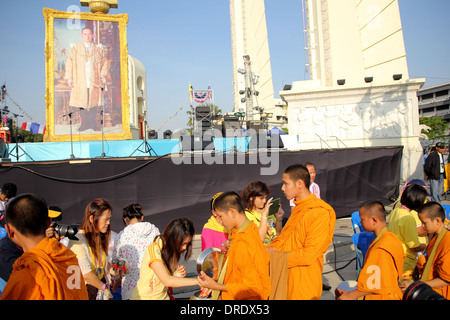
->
[267,194,336,300]
[222,221,271,300]
[1,237,89,300]
[356,228,404,300]
[418,230,450,299]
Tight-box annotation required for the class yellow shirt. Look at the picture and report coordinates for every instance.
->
[130,238,169,300]
[388,207,424,272]
[245,210,277,245]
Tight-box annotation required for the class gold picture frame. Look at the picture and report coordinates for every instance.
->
[43,8,132,142]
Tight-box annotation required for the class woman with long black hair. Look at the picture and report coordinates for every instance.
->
[130,217,199,300]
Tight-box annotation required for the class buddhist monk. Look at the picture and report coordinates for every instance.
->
[1,193,89,300]
[336,201,404,300]
[399,202,450,299]
[197,191,271,300]
[266,164,336,300]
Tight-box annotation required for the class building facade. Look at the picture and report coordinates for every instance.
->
[418,82,450,121]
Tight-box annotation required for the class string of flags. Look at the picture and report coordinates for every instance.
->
[156,95,189,132]
[157,82,214,132]
[5,92,34,122]
[1,83,45,134]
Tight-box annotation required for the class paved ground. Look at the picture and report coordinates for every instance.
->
[173,197,450,300]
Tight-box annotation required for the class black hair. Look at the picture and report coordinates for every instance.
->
[303,162,315,168]
[5,193,48,236]
[158,217,195,273]
[213,191,245,214]
[400,184,428,212]
[418,202,446,221]
[359,200,386,222]
[122,203,144,223]
[1,183,17,199]
[284,164,310,189]
[240,181,271,211]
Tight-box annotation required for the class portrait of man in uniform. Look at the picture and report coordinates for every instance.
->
[64,26,108,132]
[45,9,131,142]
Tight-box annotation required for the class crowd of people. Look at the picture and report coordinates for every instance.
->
[0,157,449,300]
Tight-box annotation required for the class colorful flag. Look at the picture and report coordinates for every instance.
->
[21,122,31,131]
[21,122,44,134]
[207,84,212,100]
[193,91,208,103]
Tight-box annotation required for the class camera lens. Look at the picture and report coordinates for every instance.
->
[53,223,78,240]
[403,281,446,300]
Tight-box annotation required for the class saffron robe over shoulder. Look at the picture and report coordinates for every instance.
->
[267,194,336,300]
[418,230,450,299]
[1,237,89,300]
[222,221,271,300]
[356,228,404,300]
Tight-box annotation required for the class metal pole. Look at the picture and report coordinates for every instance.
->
[69,112,74,159]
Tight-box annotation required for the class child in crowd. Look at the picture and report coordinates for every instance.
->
[197,191,271,300]
[201,192,230,251]
[336,201,404,300]
[399,202,450,299]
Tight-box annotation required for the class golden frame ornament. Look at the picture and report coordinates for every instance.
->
[43,8,132,142]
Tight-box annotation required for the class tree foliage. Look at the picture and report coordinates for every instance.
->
[419,116,448,140]
[12,128,43,143]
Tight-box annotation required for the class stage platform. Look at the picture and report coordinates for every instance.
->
[3,135,290,162]
[5,138,181,162]
[0,138,403,234]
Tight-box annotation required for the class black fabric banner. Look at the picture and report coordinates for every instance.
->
[0,146,402,233]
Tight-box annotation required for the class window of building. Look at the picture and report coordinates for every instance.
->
[436,90,449,98]
[421,93,434,101]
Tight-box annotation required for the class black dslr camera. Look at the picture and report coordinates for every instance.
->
[403,281,446,300]
[49,206,79,241]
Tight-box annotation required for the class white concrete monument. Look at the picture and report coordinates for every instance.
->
[280,0,425,181]
[128,56,148,139]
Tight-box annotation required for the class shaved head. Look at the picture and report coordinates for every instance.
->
[418,202,445,221]
[359,201,386,222]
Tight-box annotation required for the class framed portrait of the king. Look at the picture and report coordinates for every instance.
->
[43,8,132,142]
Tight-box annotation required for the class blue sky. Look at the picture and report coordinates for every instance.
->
[0,0,449,134]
